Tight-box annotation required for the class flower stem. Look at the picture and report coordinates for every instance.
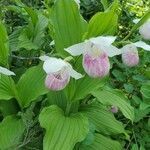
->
[65,102,72,116]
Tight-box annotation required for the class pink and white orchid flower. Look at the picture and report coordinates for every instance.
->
[121,41,150,67]
[0,66,15,76]
[139,20,150,40]
[133,19,150,40]
[65,36,121,78]
[40,56,82,91]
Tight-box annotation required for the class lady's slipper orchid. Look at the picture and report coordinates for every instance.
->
[40,56,82,91]
[121,41,150,67]
[0,66,15,76]
[122,44,139,67]
[65,36,121,78]
[139,20,150,40]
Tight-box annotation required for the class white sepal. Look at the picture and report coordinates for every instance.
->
[133,41,150,51]
[64,42,85,56]
[133,19,140,24]
[0,66,15,76]
[90,36,117,46]
[100,45,122,57]
[68,66,83,79]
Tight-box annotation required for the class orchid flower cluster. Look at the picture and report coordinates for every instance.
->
[39,19,150,91]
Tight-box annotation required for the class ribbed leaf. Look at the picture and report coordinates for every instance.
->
[0,75,16,100]
[39,105,89,150]
[92,89,134,121]
[0,21,9,66]
[141,83,150,99]
[101,0,109,10]
[0,115,25,150]
[80,133,122,150]
[85,9,118,39]
[81,103,127,137]
[16,65,48,107]
[65,75,107,101]
[47,91,67,110]
[18,9,48,50]
[50,0,87,56]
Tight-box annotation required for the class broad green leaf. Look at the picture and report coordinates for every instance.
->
[80,133,122,150]
[81,103,127,137]
[92,89,134,121]
[0,75,16,100]
[47,90,67,110]
[101,0,109,10]
[9,27,22,51]
[24,7,38,26]
[39,105,89,150]
[140,82,150,99]
[47,90,79,113]
[85,9,118,39]
[18,10,48,50]
[134,108,150,122]
[0,21,9,66]
[65,75,107,101]
[16,65,48,108]
[0,115,25,150]
[50,0,87,56]
[0,100,19,117]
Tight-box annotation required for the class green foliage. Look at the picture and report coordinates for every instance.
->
[0,115,25,149]
[39,105,89,150]
[92,88,135,121]
[0,21,9,66]
[49,0,87,56]
[85,0,118,39]
[16,64,48,107]
[0,75,16,100]
[81,103,127,136]
[80,133,122,150]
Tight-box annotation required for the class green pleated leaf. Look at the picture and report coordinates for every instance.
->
[39,105,89,150]
[0,115,25,150]
[140,82,150,99]
[16,65,48,108]
[65,75,107,101]
[85,9,118,39]
[0,21,9,66]
[18,8,48,50]
[80,133,122,150]
[0,75,16,100]
[81,103,128,137]
[50,0,87,56]
[47,90,67,111]
[101,0,109,10]
[92,89,134,121]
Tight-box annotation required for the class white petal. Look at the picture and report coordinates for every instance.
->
[133,19,140,24]
[43,57,68,74]
[39,55,51,61]
[64,42,86,56]
[0,66,15,76]
[50,40,55,46]
[133,41,150,51]
[97,44,121,57]
[90,36,117,46]
[69,67,83,79]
